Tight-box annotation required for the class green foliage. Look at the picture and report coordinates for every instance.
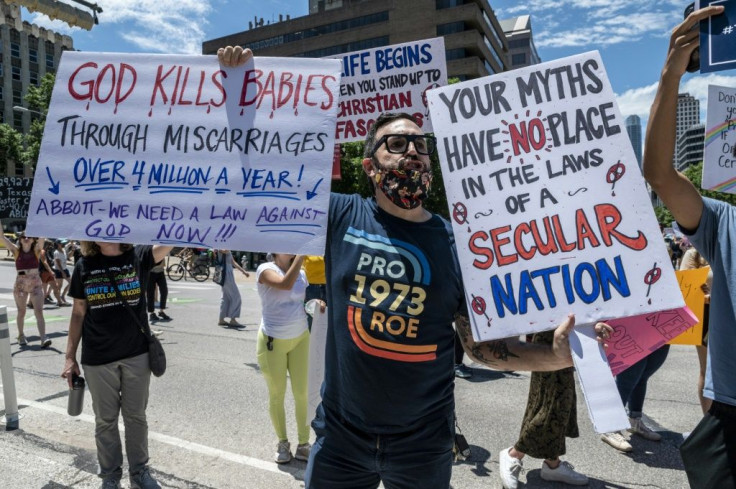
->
[0,123,24,176]
[653,205,673,227]
[21,72,54,168]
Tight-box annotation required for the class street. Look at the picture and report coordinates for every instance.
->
[0,257,699,489]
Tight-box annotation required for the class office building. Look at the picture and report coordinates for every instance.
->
[674,92,700,166]
[0,3,73,177]
[498,14,540,69]
[203,0,509,80]
[676,123,704,172]
[625,115,642,168]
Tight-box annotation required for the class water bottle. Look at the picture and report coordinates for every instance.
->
[67,374,85,416]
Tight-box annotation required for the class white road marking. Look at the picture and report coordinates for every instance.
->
[16,397,304,479]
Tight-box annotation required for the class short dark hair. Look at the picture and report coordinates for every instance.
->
[363,112,420,159]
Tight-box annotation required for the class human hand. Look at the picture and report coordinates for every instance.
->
[318,300,326,313]
[217,46,253,67]
[664,5,724,78]
[61,358,80,388]
[552,315,614,361]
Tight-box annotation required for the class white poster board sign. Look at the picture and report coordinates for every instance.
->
[26,52,341,254]
[427,51,682,342]
[331,37,447,142]
[702,84,736,193]
[308,305,328,423]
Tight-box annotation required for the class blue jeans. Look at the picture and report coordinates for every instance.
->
[305,403,454,489]
[615,345,670,417]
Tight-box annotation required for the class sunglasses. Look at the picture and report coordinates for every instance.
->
[371,134,437,156]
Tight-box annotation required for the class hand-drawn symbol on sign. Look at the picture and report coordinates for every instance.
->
[567,187,588,197]
[474,209,494,219]
[644,262,661,298]
[606,161,626,195]
[471,294,492,327]
[452,202,471,232]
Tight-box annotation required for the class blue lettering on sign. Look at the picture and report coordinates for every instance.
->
[489,255,630,318]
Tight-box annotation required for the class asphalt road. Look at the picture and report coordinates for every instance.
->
[0,257,700,488]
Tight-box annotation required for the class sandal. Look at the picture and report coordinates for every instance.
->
[218,319,229,326]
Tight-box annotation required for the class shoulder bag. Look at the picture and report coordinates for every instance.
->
[105,268,166,377]
[213,252,226,286]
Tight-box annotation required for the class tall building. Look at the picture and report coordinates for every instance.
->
[676,123,704,171]
[498,14,540,69]
[0,3,73,177]
[625,115,642,168]
[674,92,700,166]
[203,0,509,80]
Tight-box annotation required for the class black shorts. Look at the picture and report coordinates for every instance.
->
[54,268,70,279]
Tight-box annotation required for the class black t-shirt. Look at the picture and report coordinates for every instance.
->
[323,193,464,433]
[69,246,154,366]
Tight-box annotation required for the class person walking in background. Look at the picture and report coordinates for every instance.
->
[147,259,171,323]
[303,255,327,330]
[680,247,713,414]
[40,240,61,305]
[499,331,588,489]
[62,241,173,489]
[216,249,249,327]
[0,224,52,348]
[600,345,670,452]
[256,253,313,463]
[53,240,72,305]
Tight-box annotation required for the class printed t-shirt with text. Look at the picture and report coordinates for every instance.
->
[323,193,464,433]
[69,245,154,366]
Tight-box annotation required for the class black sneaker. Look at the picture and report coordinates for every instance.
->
[157,311,172,321]
[148,313,158,322]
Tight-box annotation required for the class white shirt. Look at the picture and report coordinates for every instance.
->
[53,249,68,271]
[256,262,308,339]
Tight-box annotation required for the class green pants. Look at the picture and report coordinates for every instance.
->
[256,329,311,444]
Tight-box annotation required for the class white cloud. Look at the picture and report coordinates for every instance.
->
[27,0,213,54]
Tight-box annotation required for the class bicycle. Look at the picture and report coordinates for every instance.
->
[166,258,210,282]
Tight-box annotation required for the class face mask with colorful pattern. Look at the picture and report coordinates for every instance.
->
[374,163,433,210]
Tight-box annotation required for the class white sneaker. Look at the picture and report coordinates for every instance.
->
[628,417,661,441]
[541,460,589,486]
[600,431,633,452]
[498,447,524,489]
[275,440,292,464]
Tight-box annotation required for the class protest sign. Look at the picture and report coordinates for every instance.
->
[427,51,683,342]
[0,177,33,219]
[332,37,447,143]
[605,307,698,376]
[308,305,328,424]
[699,0,736,73]
[702,84,736,193]
[25,52,341,254]
[669,267,710,346]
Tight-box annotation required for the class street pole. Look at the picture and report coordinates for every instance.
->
[0,305,19,430]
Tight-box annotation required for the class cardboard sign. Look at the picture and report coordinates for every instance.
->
[605,307,698,376]
[331,37,447,143]
[426,51,683,341]
[669,267,710,346]
[0,177,32,219]
[702,84,736,193]
[700,0,736,73]
[25,52,341,254]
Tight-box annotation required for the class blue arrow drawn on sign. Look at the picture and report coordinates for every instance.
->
[46,167,59,195]
[306,178,324,200]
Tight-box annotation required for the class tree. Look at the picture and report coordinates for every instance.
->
[22,72,54,169]
[0,123,24,176]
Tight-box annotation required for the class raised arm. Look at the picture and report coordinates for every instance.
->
[259,255,305,290]
[455,310,611,372]
[0,222,18,256]
[642,5,724,230]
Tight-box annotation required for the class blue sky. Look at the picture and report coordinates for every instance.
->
[23,0,736,131]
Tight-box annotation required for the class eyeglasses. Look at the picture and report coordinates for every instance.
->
[371,134,437,156]
[20,236,30,240]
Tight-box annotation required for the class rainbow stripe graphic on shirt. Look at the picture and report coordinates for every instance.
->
[343,226,437,362]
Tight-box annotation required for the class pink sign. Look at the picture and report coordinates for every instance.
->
[604,307,698,376]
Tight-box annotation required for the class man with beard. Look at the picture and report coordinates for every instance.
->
[219,46,612,489]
